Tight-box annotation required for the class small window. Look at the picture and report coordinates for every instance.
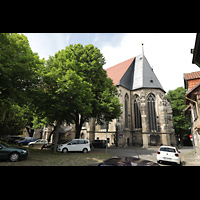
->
[78,140,83,144]
[160,147,175,152]
[71,140,77,145]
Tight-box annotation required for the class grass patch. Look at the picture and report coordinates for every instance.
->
[0,148,112,166]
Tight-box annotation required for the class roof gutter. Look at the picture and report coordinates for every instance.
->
[185,96,200,120]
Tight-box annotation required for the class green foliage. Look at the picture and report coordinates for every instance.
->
[37,44,122,138]
[0,33,43,106]
[0,101,30,136]
[0,33,44,136]
[0,36,122,142]
[166,87,190,145]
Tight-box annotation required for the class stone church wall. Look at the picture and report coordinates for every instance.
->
[78,86,175,148]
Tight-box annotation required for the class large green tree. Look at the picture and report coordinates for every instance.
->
[0,33,44,136]
[166,87,190,145]
[0,33,43,106]
[36,44,122,152]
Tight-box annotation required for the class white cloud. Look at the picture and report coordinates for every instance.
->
[101,33,199,92]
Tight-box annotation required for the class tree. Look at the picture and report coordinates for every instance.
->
[166,87,190,145]
[0,102,30,136]
[36,44,122,152]
[0,33,44,106]
[0,33,44,137]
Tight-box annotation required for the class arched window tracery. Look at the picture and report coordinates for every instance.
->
[147,93,157,132]
[133,95,142,129]
[125,93,129,128]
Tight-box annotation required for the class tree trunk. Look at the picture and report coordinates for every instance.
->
[53,122,61,153]
[47,127,55,143]
[75,114,84,139]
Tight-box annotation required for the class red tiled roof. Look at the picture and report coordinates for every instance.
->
[185,81,200,96]
[105,57,135,85]
[184,71,200,80]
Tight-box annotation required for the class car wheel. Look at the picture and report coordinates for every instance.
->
[83,148,88,153]
[29,144,34,147]
[9,152,20,162]
[62,148,68,153]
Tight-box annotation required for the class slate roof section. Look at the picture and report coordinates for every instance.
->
[105,54,165,92]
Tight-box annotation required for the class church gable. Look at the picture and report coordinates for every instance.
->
[106,54,165,93]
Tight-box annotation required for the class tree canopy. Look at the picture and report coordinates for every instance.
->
[0,35,122,152]
[166,87,190,145]
[0,33,43,136]
[34,44,122,151]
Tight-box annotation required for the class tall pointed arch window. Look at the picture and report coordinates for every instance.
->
[147,93,157,132]
[133,95,142,129]
[125,93,129,128]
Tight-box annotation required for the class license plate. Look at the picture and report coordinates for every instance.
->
[163,157,171,160]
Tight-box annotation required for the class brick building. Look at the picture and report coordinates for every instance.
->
[184,71,200,155]
[184,33,200,156]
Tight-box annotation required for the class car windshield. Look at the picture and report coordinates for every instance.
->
[160,147,175,152]
[0,142,10,148]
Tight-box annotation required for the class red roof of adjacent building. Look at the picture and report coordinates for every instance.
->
[184,71,200,80]
[105,57,135,85]
[184,71,200,90]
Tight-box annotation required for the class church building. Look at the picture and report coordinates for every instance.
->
[77,53,176,147]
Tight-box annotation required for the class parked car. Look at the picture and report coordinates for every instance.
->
[3,135,23,144]
[91,140,106,148]
[28,139,48,147]
[97,156,159,166]
[18,137,36,146]
[157,145,182,165]
[14,137,25,145]
[57,139,91,153]
[0,141,28,162]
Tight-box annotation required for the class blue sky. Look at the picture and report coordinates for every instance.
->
[22,33,199,92]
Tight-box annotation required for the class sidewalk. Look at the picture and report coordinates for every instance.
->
[183,149,200,166]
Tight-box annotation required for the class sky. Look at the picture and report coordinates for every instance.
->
[22,33,199,93]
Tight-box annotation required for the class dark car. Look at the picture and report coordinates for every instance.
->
[97,157,159,166]
[91,140,106,148]
[3,136,23,144]
[18,137,36,146]
[0,142,28,162]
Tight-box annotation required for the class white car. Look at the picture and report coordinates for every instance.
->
[57,139,91,153]
[157,145,182,165]
[28,139,48,147]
